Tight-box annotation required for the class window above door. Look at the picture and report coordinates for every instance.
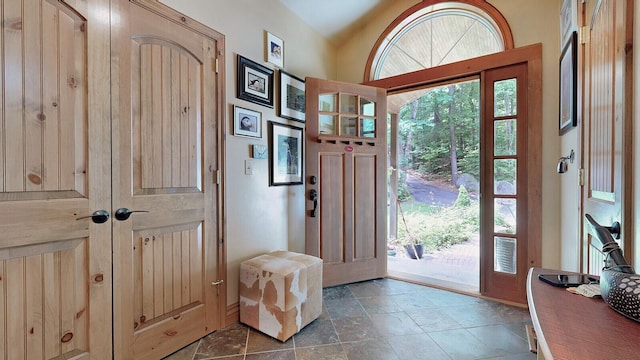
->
[366,1,514,81]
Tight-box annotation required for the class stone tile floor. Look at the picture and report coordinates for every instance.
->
[163,278,536,360]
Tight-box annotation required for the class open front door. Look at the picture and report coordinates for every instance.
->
[305,78,387,287]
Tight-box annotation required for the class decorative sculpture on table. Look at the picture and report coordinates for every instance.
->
[586,214,640,322]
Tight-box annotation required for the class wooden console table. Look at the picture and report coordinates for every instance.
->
[527,268,640,359]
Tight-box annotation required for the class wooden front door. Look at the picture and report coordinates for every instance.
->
[0,0,113,358]
[305,78,387,287]
[112,1,224,359]
[581,0,633,274]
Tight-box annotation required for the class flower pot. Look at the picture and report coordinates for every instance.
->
[404,244,424,259]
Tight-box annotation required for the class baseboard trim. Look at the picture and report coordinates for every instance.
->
[225,302,239,327]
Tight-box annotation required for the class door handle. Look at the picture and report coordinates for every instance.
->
[76,210,110,224]
[114,208,149,221]
[309,189,318,217]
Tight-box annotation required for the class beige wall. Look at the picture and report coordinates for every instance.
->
[336,0,565,270]
[161,0,336,305]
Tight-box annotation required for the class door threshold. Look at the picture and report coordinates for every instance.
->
[387,269,480,297]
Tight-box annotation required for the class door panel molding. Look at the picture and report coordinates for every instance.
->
[0,0,113,358]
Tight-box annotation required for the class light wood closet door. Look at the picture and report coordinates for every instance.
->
[111,1,224,359]
[0,0,112,359]
[582,0,633,274]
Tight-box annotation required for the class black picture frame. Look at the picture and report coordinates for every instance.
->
[269,121,303,186]
[278,70,305,123]
[237,54,274,108]
[559,31,577,135]
[233,105,262,138]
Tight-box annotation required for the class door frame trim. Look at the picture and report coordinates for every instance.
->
[365,44,542,303]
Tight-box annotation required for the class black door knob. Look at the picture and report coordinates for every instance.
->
[114,208,149,221]
[76,210,110,224]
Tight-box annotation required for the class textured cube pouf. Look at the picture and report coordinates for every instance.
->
[239,251,323,341]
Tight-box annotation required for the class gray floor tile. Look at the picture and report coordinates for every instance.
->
[163,279,534,360]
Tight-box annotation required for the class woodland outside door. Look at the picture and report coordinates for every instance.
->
[0,0,113,358]
[305,78,387,287]
[111,1,224,359]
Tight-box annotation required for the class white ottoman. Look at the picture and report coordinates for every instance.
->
[239,251,323,341]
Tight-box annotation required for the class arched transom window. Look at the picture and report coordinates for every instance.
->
[368,1,512,80]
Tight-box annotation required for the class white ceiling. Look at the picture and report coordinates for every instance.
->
[279,0,388,45]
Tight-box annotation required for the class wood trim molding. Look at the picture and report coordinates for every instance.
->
[364,43,541,91]
[226,302,240,327]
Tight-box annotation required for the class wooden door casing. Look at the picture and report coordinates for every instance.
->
[582,0,633,274]
[305,78,387,287]
[366,45,542,304]
[0,0,113,358]
[112,1,225,359]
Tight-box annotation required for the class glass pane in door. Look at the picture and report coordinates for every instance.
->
[495,198,516,233]
[493,78,517,116]
[494,119,517,156]
[494,236,517,274]
[319,94,337,111]
[320,114,337,135]
[340,94,357,113]
[494,159,516,194]
[360,98,375,116]
[361,118,376,138]
[340,116,357,136]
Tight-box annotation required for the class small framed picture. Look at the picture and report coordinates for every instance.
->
[237,55,274,108]
[279,70,305,123]
[269,121,303,186]
[266,31,284,68]
[233,105,262,138]
[560,0,577,46]
[559,31,577,135]
[252,144,268,159]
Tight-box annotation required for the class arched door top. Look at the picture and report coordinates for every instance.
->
[364,0,514,81]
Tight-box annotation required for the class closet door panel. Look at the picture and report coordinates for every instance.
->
[112,1,223,358]
[0,0,112,359]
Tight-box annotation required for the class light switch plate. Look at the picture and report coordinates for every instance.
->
[245,160,254,175]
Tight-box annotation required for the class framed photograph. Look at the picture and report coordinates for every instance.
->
[252,144,268,159]
[237,55,274,108]
[560,0,577,46]
[266,31,284,68]
[233,105,262,138]
[559,31,577,135]
[269,121,303,186]
[278,70,305,122]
